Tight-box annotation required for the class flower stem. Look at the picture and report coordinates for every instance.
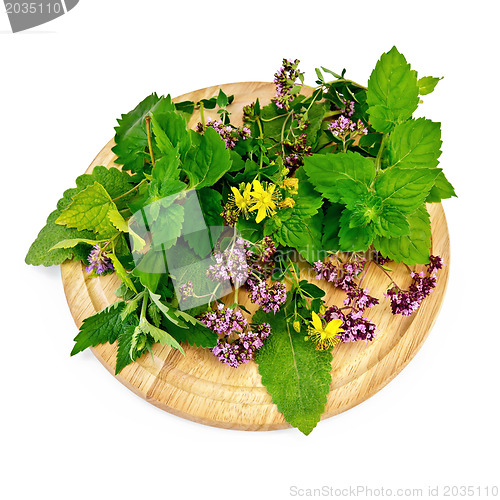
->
[374,261,400,289]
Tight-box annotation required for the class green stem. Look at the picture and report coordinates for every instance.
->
[234,282,239,305]
[261,114,286,122]
[145,116,155,168]
[112,178,148,203]
[200,102,205,129]
[140,292,149,321]
[375,134,388,172]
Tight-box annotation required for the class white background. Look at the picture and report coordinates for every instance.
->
[1,1,499,499]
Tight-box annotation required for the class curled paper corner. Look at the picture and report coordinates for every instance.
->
[5,0,80,33]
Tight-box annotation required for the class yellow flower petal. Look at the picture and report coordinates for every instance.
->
[311,311,323,331]
[324,318,345,336]
[252,179,264,194]
[255,206,267,223]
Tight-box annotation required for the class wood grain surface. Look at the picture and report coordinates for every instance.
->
[61,82,450,431]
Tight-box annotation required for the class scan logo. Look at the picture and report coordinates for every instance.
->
[4,0,78,32]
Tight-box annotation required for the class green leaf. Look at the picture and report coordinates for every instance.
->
[303,151,375,204]
[338,209,374,252]
[418,76,442,95]
[115,323,137,374]
[261,102,288,142]
[299,281,325,299]
[426,171,457,202]
[149,147,185,198]
[55,182,120,238]
[358,133,383,156]
[26,166,134,267]
[49,238,101,251]
[367,105,395,133]
[367,46,419,132]
[305,102,326,145]
[388,118,442,169]
[161,316,218,348]
[108,253,137,293]
[373,205,410,238]
[198,188,224,226]
[374,166,441,213]
[108,209,129,233]
[322,203,343,251]
[71,302,125,356]
[275,211,323,263]
[183,127,232,189]
[149,290,183,326]
[148,301,162,327]
[216,89,229,108]
[151,110,191,160]
[254,309,333,435]
[113,93,175,172]
[139,318,184,354]
[374,205,431,265]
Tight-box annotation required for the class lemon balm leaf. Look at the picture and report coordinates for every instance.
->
[255,309,333,436]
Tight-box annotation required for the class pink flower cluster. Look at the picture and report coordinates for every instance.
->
[199,304,271,368]
[207,238,253,285]
[315,255,379,343]
[386,255,443,316]
[197,118,250,149]
[85,244,114,275]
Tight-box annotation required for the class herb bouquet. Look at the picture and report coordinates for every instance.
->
[26,47,455,434]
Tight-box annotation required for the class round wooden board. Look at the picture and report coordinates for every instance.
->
[61,82,450,431]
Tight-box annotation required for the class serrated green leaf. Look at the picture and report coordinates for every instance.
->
[108,253,137,293]
[71,302,125,356]
[373,205,410,237]
[149,290,183,326]
[26,167,134,267]
[303,151,375,204]
[149,148,185,198]
[115,322,137,374]
[183,127,232,189]
[151,110,191,160]
[275,211,323,264]
[49,238,101,251]
[426,171,457,202]
[388,118,442,169]
[375,166,440,213]
[367,105,395,133]
[112,93,175,173]
[108,208,129,233]
[139,318,184,354]
[367,46,419,132]
[374,205,431,265]
[162,316,218,349]
[418,76,442,95]
[148,301,162,327]
[254,309,333,435]
[121,295,141,320]
[338,209,374,252]
[56,182,120,238]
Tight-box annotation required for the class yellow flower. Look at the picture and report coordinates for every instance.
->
[283,177,299,195]
[229,183,253,218]
[307,311,344,350]
[249,180,280,223]
[279,197,295,209]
